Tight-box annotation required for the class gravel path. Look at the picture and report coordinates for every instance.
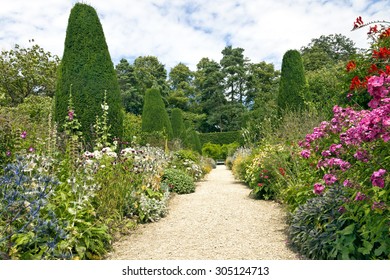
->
[106,165,298,260]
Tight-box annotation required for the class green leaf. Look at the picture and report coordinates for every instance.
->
[338,224,355,235]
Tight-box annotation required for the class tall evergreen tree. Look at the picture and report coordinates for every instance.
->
[170,108,185,141]
[277,50,307,114]
[55,3,123,145]
[141,88,173,139]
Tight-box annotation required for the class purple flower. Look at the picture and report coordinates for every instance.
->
[372,201,386,210]
[20,131,27,139]
[6,150,11,157]
[338,206,346,214]
[300,149,311,159]
[313,183,325,195]
[354,149,370,162]
[323,173,337,185]
[355,192,366,201]
[28,146,35,153]
[371,169,386,188]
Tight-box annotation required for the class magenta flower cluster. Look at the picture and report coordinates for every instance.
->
[299,73,389,202]
[371,169,387,188]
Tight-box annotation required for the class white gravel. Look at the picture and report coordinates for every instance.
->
[106,165,298,260]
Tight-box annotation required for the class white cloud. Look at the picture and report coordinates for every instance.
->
[1,0,389,71]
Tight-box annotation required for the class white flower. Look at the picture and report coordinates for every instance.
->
[101,104,109,111]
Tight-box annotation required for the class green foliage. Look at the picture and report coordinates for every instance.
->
[288,186,350,259]
[162,168,195,194]
[277,49,307,114]
[55,3,123,146]
[301,34,357,71]
[201,142,222,160]
[122,111,142,144]
[186,130,202,154]
[199,131,243,146]
[141,88,173,140]
[0,95,53,164]
[133,56,168,96]
[116,58,143,115]
[0,43,59,106]
[171,108,185,140]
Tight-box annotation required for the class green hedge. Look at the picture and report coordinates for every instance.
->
[199,131,243,146]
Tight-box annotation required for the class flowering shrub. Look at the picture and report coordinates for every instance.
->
[292,18,390,259]
[0,157,68,259]
[244,144,288,200]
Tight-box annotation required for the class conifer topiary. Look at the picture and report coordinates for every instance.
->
[277,49,307,114]
[55,3,123,146]
[141,88,173,139]
[170,108,185,141]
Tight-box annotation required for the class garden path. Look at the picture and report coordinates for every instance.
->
[106,165,298,260]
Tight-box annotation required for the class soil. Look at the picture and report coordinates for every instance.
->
[105,165,299,260]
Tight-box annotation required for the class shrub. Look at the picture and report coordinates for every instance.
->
[199,131,243,146]
[277,49,307,114]
[201,142,222,160]
[171,108,185,141]
[55,3,123,146]
[162,168,195,194]
[141,88,173,140]
[288,186,350,259]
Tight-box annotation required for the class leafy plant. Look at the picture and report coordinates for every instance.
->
[162,168,195,194]
[288,186,350,259]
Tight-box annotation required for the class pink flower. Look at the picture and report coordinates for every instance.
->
[20,131,27,139]
[355,191,366,201]
[323,173,337,185]
[300,149,311,159]
[68,110,74,120]
[28,146,35,153]
[313,183,325,195]
[354,149,370,162]
[343,179,352,187]
[371,169,386,188]
[6,150,11,157]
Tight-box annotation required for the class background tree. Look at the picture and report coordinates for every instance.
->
[55,3,123,146]
[0,43,60,106]
[167,62,195,111]
[116,58,143,115]
[277,49,307,114]
[194,57,226,132]
[301,34,357,71]
[133,56,168,97]
[220,46,249,103]
[141,87,173,139]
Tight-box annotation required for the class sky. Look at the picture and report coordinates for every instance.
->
[1,0,390,71]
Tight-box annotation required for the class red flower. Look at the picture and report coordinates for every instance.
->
[368,64,378,74]
[257,183,263,187]
[368,25,378,34]
[385,65,390,75]
[278,167,286,176]
[346,60,356,72]
[350,76,363,90]
[380,27,390,39]
[353,16,364,29]
[373,47,390,59]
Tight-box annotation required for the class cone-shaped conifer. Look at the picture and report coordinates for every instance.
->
[277,49,307,114]
[55,3,123,146]
[141,88,173,139]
